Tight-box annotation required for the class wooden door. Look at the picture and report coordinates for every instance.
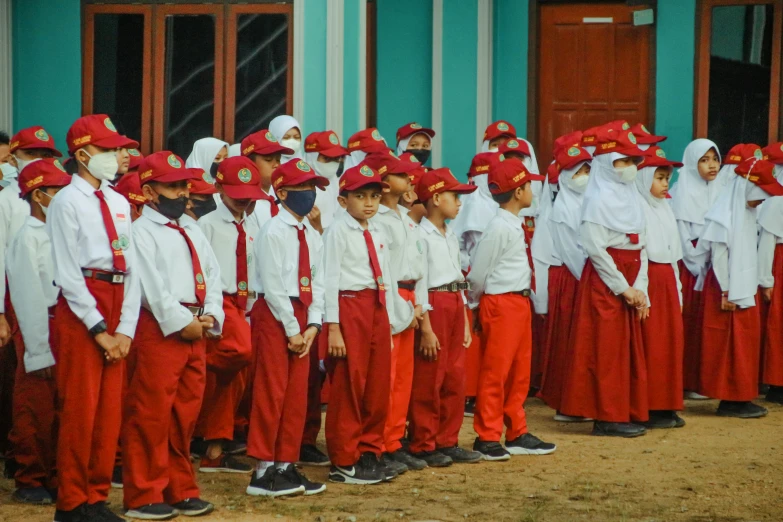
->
[536,2,653,168]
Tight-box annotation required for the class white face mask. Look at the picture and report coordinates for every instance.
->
[37,190,54,216]
[0,162,18,187]
[79,149,119,181]
[568,174,590,193]
[615,164,638,184]
[281,138,301,155]
[488,147,499,153]
[15,156,41,173]
[315,160,340,179]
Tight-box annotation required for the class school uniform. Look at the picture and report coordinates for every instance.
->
[245,188,279,232]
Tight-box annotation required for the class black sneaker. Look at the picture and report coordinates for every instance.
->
[89,501,126,522]
[642,411,677,429]
[124,503,176,521]
[386,449,427,471]
[280,465,326,495]
[591,421,646,438]
[54,503,92,522]
[464,397,475,418]
[409,449,453,468]
[717,400,768,418]
[672,413,686,428]
[170,498,214,517]
[246,466,305,497]
[328,454,384,485]
[223,439,247,456]
[505,433,557,455]
[298,444,330,466]
[438,445,483,463]
[378,454,406,480]
[472,439,510,461]
[765,385,783,405]
[111,465,124,489]
[13,486,54,505]
[198,454,252,474]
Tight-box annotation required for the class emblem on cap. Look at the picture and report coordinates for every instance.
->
[641,124,650,134]
[54,159,66,172]
[567,147,580,157]
[265,131,277,142]
[196,273,204,284]
[447,169,458,181]
[360,165,374,177]
[656,149,666,158]
[507,140,519,149]
[128,149,140,157]
[104,118,117,132]
[34,129,50,142]
[628,132,637,145]
[411,123,422,129]
[238,281,248,291]
[168,155,182,168]
[409,155,420,163]
[498,154,506,162]
[300,277,310,287]
[238,168,253,183]
[328,133,339,145]
[754,148,763,160]
[371,129,382,141]
[296,160,311,172]
[202,172,213,183]
[622,122,630,130]
[497,122,509,131]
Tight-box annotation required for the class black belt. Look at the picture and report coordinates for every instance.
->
[182,304,205,316]
[509,289,531,297]
[258,293,299,301]
[397,281,416,291]
[82,268,125,284]
[225,291,257,299]
[429,281,470,292]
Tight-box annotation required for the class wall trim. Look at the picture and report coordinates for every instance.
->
[326,0,345,138]
[358,0,367,129]
[431,0,443,168]
[293,0,305,125]
[476,0,493,148]
[0,0,12,132]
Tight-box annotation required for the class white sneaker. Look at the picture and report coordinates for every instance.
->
[553,413,593,422]
[684,391,710,400]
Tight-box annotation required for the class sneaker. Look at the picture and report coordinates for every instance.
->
[409,449,453,468]
[684,390,710,400]
[170,498,214,517]
[13,486,54,505]
[189,438,208,459]
[673,413,686,428]
[223,439,247,456]
[378,454,407,480]
[280,465,326,496]
[472,439,510,461]
[642,411,677,429]
[54,503,92,522]
[124,503,176,520]
[464,397,475,417]
[246,466,305,497]
[328,455,384,485]
[198,454,252,473]
[765,385,783,405]
[438,445,483,463]
[591,421,646,438]
[716,400,768,418]
[89,501,126,522]
[386,449,427,471]
[505,433,557,455]
[553,412,593,422]
[111,465,124,489]
[298,444,330,466]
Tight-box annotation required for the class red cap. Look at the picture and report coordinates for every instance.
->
[396,122,436,142]
[417,168,477,202]
[17,158,71,197]
[272,159,330,191]
[724,144,746,165]
[363,151,418,177]
[127,148,144,171]
[630,123,666,145]
[762,142,783,164]
[114,172,146,206]
[304,131,349,158]
[241,129,293,157]
[497,138,531,158]
[10,126,63,157]
[487,157,544,195]
[580,126,601,147]
[735,158,783,196]
[469,152,496,178]
[215,157,267,200]
[347,128,389,154]
[726,143,763,165]
[66,114,139,155]
[553,131,584,156]
[483,120,517,142]
[639,146,683,169]
[605,120,632,132]
[339,163,389,192]
[547,162,560,185]
[138,151,194,185]
[555,145,593,172]
[397,152,427,184]
[593,128,646,157]
[188,176,218,195]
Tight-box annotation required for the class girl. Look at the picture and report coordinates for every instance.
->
[304,130,348,231]
[185,137,229,183]
[395,122,435,165]
[269,115,304,163]
[634,146,686,428]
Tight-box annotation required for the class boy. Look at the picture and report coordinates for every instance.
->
[246,159,328,497]
[397,152,428,224]
[241,130,293,231]
[186,174,218,221]
[467,157,556,460]
[408,168,482,467]
[6,159,70,504]
[48,114,141,522]
[323,163,413,484]
[123,151,223,520]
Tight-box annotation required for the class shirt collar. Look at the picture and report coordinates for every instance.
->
[216,198,244,224]
[142,205,177,225]
[26,215,45,228]
[420,217,452,238]
[71,173,110,196]
[345,213,376,232]
[279,206,304,228]
[498,208,523,226]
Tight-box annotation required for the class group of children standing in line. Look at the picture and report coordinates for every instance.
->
[0,113,780,522]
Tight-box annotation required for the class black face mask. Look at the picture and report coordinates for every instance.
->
[156,193,188,220]
[209,162,219,179]
[407,149,431,165]
[336,161,345,177]
[190,197,217,219]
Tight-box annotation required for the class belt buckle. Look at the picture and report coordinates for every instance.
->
[450,282,459,292]
[111,274,124,284]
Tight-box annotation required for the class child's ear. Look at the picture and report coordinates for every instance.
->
[277,188,287,202]
[337,195,347,209]
[432,193,440,207]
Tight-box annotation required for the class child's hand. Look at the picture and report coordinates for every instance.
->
[288,333,306,354]
[721,294,737,312]
[307,206,323,234]
[180,317,204,341]
[636,306,650,321]
[0,314,10,346]
[622,288,645,308]
[463,307,472,347]
[762,287,773,303]
[419,328,440,361]
[301,326,319,358]
[328,324,347,358]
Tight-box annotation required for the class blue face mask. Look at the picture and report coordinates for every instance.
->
[283,189,316,217]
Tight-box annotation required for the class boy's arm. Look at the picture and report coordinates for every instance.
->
[466,231,501,308]
[322,225,344,324]
[117,201,141,338]
[308,233,326,327]
[200,233,225,334]
[258,228,301,336]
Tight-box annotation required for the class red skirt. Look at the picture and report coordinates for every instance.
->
[559,249,648,423]
[538,265,579,410]
[641,262,684,411]
[698,269,760,401]
[679,260,702,391]
[761,244,783,386]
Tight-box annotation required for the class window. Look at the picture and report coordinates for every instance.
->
[83,2,293,157]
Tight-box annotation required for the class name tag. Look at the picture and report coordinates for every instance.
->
[116,213,127,222]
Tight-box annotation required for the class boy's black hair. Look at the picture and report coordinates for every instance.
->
[64,158,79,175]
[491,191,514,204]
[339,182,383,199]
[0,131,9,145]
[22,191,34,204]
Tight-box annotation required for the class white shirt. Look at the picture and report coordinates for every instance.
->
[677,220,705,278]
[245,187,277,233]
[0,180,31,314]
[133,206,224,337]
[314,178,341,230]
[579,221,649,300]
[758,228,783,289]
[6,217,57,372]
[47,175,140,337]
[419,218,466,311]
[255,207,325,337]
[467,209,532,308]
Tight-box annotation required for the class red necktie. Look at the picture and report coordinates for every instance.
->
[362,229,386,306]
[523,223,536,293]
[297,226,313,307]
[234,222,248,309]
[165,223,206,306]
[259,191,279,217]
[95,191,127,272]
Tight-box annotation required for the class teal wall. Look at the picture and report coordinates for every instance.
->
[492,0,529,131]
[343,0,362,138]
[301,0,327,134]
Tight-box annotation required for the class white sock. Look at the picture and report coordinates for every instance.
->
[255,461,274,479]
[275,462,292,471]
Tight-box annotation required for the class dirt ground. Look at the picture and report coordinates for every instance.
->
[1,397,782,522]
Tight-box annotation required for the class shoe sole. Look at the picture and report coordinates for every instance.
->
[111,482,124,489]
[124,510,178,520]
[464,412,474,417]
[591,430,646,438]
[641,422,678,429]
[478,453,511,461]
[12,495,53,505]
[716,410,768,419]
[389,458,427,471]
[175,505,215,517]
[304,485,327,496]
[684,393,710,400]
[297,460,331,467]
[225,448,247,456]
[419,460,453,468]
[447,457,483,464]
[328,473,383,485]
[246,485,305,497]
[199,467,252,474]
[506,446,557,456]
[553,415,593,423]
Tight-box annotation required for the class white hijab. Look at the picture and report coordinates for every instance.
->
[518,138,542,218]
[185,137,229,183]
[343,150,367,170]
[396,132,432,156]
[580,153,645,234]
[669,139,722,225]
[269,115,303,163]
[449,174,498,237]
[228,143,241,158]
[635,166,682,263]
[305,150,341,229]
[757,164,783,238]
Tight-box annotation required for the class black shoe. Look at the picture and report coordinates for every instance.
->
[642,411,678,429]
[198,454,252,473]
[378,454,407,480]
[472,439,510,461]
[13,486,54,505]
[246,466,304,497]
[54,503,92,522]
[591,421,646,438]
[672,413,686,428]
[89,501,126,522]
[189,438,208,459]
[505,433,557,455]
[464,397,475,418]
[279,465,326,495]
[170,498,214,517]
[717,400,768,418]
[111,465,123,489]
[409,449,453,467]
[765,385,783,405]
[438,445,483,463]
[328,454,384,485]
[124,503,176,520]
[386,449,427,471]
[298,444,330,466]
[223,439,247,456]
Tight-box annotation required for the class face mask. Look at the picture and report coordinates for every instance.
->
[15,156,41,173]
[1,163,18,186]
[315,160,340,179]
[615,164,638,184]
[208,162,219,182]
[155,192,188,220]
[407,149,431,165]
[79,150,119,181]
[568,175,589,194]
[190,197,217,219]
[488,147,499,153]
[36,190,54,216]
[281,138,301,155]
[336,161,345,177]
[283,189,316,217]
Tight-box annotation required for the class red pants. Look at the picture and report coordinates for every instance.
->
[560,249,649,423]
[409,291,466,453]
[0,292,18,457]
[464,309,481,398]
[122,309,206,509]
[195,296,250,441]
[10,315,57,489]
[642,262,684,411]
[538,265,579,411]
[698,269,760,401]
[325,289,391,467]
[762,244,783,386]
[302,332,327,446]
[247,298,309,463]
[55,279,125,511]
[475,293,531,442]
[680,258,703,391]
[384,288,415,453]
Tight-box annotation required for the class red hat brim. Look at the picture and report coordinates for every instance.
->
[252,143,294,156]
[220,183,268,200]
[93,135,140,151]
[341,179,390,192]
[277,172,331,190]
[318,145,350,158]
[16,143,63,157]
[759,181,783,197]
[142,170,196,185]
